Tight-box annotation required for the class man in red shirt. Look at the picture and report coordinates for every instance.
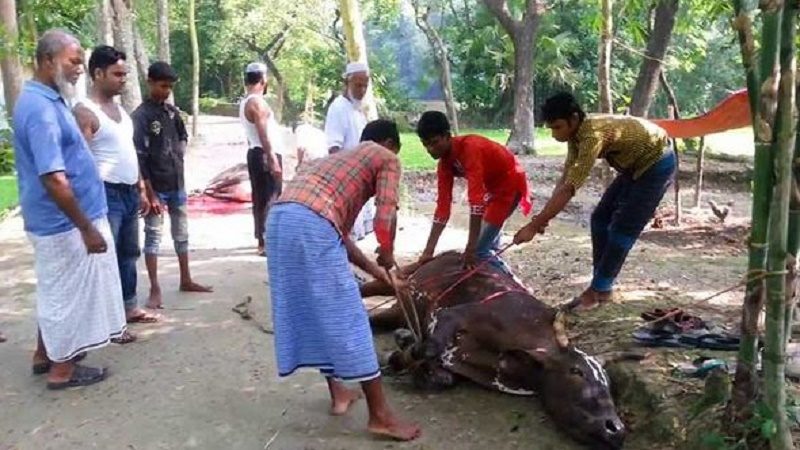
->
[265,120,420,441]
[416,111,532,270]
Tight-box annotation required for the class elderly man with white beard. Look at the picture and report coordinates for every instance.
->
[324,62,375,240]
[12,29,127,389]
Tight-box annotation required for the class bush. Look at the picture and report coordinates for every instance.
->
[0,128,13,175]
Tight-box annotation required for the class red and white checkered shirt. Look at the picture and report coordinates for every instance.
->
[277,142,401,251]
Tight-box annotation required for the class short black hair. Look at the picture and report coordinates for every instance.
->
[416,111,450,140]
[88,45,126,80]
[361,119,400,146]
[541,92,586,122]
[244,71,265,86]
[147,61,178,82]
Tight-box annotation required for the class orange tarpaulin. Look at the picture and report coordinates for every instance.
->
[649,89,751,138]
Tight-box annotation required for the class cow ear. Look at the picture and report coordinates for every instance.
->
[552,310,570,349]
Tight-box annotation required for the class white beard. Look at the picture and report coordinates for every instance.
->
[55,66,77,102]
[347,88,362,109]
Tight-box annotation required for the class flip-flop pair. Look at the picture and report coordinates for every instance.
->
[632,327,740,351]
[46,364,107,390]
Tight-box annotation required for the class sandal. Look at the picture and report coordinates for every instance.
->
[127,312,160,324]
[632,328,687,348]
[32,351,87,375]
[678,331,740,351]
[110,330,138,345]
[46,364,107,390]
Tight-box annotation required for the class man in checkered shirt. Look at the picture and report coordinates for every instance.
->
[264,119,421,441]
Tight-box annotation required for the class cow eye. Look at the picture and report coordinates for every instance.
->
[569,367,584,377]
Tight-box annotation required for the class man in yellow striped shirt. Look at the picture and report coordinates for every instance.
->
[514,92,676,311]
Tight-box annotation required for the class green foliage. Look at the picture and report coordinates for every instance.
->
[0,128,13,175]
[0,175,18,213]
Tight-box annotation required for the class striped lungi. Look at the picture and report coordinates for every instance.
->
[29,217,127,362]
[265,202,380,382]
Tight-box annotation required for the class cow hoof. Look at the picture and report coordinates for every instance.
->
[394,329,416,350]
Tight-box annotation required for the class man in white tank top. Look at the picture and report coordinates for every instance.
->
[240,62,283,255]
[73,46,160,343]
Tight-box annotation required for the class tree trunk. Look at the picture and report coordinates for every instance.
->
[132,25,150,87]
[660,72,681,225]
[628,0,679,117]
[262,55,286,123]
[339,0,377,120]
[1,0,24,117]
[763,4,795,447]
[413,1,459,134]
[598,0,612,114]
[729,0,776,425]
[96,0,114,45]
[188,0,199,137]
[693,136,705,207]
[110,0,141,112]
[786,80,800,342]
[156,0,170,62]
[482,0,543,155]
[598,0,613,185]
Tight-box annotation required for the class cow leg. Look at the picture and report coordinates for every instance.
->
[368,304,405,330]
[360,259,425,298]
[360,279,395,297]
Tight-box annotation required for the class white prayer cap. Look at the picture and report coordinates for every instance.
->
[344,61,369,77]
[245,62,268,74]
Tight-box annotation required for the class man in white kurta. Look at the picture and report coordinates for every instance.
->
[324,62,374,240]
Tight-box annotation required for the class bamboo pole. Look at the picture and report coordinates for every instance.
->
[763,4,795,448]
[729,0,777,421]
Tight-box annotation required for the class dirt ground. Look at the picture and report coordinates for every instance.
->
[0,116,766,449]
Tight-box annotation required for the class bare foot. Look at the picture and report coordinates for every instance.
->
[180,281,213,293]
[0,331,6,343]
[330,388,362,416]
[566,287,613,312]
[368,412,421,441]
[145,288,163,309]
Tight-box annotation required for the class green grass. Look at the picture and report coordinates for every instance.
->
[0,175,18,212]
[398,127,563,170]
[398,126,759,171]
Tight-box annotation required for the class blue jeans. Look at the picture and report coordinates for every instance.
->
[590,149,676,292]
[144,190,189,255]
[105,182,141,312]
[475,195,520,274]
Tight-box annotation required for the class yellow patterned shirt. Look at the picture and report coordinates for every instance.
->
[563,115,669,190]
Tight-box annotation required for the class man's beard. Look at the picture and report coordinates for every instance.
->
[347,88,362,109]
[54,65,77,101]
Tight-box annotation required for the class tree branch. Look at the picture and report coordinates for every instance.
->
[481,0,519,37]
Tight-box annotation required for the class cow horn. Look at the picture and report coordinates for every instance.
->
[553,310,569,349]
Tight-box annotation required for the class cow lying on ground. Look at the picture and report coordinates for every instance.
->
[361,251,626,449]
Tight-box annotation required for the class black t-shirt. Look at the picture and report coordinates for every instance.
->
[132,99,188,193]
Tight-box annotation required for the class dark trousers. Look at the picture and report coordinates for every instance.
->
[590,149,676,292]
[105,182,141,312]
[247,148,283,245]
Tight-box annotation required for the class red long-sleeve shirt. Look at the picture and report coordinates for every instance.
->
[434,135,531,227]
